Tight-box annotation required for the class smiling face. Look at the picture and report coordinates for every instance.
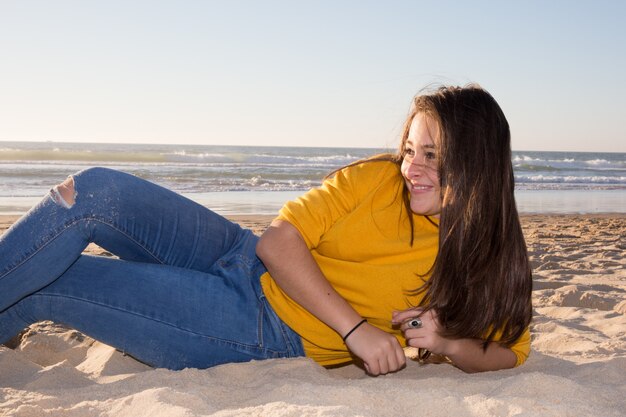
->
[400,113,442,217]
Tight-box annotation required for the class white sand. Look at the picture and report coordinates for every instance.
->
[1,214,625,417]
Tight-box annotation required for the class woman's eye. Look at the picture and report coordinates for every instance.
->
[404,147,415,156]
[425,151,437,160]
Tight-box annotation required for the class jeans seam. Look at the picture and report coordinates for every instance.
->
[257,299,264,348]
[217,254,257,270]
[0,222,77,281]
[89,217,165,264]
[35,293,289,355]
[278,316,298,357]
[258,293,301,358]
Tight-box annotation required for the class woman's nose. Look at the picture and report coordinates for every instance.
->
[405,160,426,177]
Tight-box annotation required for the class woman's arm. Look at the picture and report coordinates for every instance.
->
[434,337,517,373]
[257,219,406,375]
[392,309,517,373]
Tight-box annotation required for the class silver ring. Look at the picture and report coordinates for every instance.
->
[407,318,422,329]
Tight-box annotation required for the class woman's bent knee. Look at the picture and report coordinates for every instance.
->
[51,176,76,208]
[50,167,124,209]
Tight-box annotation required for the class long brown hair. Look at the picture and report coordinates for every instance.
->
[406,84,532,348]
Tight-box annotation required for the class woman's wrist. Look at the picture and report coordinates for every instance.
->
[438,338,462,358]
[441,338,517,373]
[342,319,367,342]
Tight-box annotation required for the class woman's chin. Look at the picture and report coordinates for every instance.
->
[410,207,440,217]
[409,199,440,217]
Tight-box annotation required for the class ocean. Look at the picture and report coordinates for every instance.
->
[0,141,624,215]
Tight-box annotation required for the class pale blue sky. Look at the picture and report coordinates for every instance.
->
[1,0,624,152]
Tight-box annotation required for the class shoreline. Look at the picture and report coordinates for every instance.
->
[1,188,625,217]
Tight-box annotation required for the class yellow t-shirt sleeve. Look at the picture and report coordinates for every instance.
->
[275,161,381,248]
[509,326,532,367]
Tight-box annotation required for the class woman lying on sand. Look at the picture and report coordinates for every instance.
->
[0,85,532,375]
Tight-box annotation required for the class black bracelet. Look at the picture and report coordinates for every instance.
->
[342,319,367,342]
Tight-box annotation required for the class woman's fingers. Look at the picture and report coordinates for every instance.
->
[377,357,389,375]
[345,322,406,376]
[391,307,423,325]
[393,309,444,354]
[368,346,403,376]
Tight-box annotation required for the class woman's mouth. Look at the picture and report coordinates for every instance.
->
[408,182,433,192]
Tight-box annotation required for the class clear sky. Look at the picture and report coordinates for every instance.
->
[1,0,624,152]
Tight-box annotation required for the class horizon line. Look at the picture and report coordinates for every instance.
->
[0,139,624,154]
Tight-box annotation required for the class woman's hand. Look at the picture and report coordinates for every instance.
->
[343,321,406,376]
[392,307,518,373]
[392,308,451,355]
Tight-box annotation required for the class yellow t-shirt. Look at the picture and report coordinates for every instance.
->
[260,159,531,367]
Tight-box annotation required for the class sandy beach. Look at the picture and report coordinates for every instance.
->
[1,213,625,416]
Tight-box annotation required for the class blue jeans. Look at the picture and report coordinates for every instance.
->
[0,167,304,369]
